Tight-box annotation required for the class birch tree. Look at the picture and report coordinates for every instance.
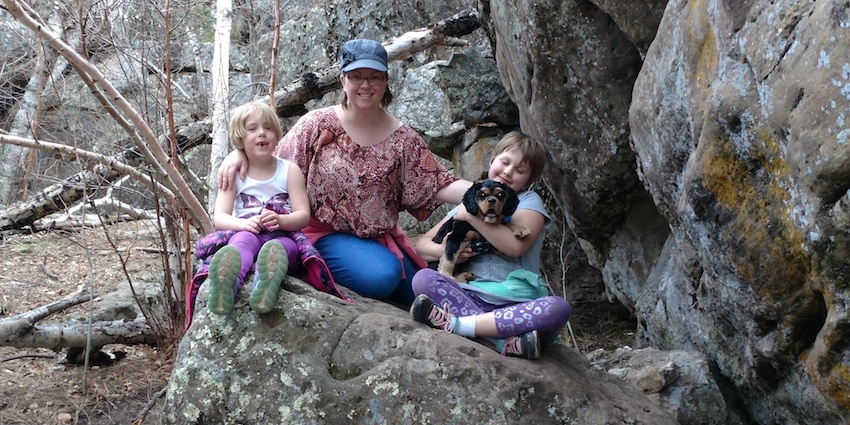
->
[208,0,233,213]
[0,9,65,205]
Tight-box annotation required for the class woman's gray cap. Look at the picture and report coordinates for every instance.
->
[340,39,388,72]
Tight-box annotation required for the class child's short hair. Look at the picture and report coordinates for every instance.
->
[491,130,547,185]
[228,101,284,150]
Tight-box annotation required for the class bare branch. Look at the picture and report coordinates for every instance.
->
[0,291,93,327]
[2,0,213,233]
[0,134,178,203]
[264,9,481,117]
[1,318,157,350]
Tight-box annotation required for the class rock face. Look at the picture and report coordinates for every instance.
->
[164,279,677,424]
[589,347,744,425]
[626,1,850,423]
[482,0,850,423]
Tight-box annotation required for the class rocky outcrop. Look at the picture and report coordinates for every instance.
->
[589,346,745,425]
[625,1,850,423]
[480,0,850,423]
[480,0,850,422]
[164,279,677,424]
[485,0,646,260]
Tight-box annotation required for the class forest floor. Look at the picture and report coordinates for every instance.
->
[0,219,636,425]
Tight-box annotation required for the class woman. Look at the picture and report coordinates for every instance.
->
[219,39,470,305]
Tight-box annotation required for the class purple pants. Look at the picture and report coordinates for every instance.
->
[228,231,301,288]
[411,268,571,344]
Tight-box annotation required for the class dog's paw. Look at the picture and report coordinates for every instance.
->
[454,272,475,283]
[510,224,531,239]
[469,240,491,254]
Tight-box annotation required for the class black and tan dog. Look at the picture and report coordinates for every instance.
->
[432,179,530,282]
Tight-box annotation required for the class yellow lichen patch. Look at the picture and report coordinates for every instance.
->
[699,130,810,301]
[804,308,850,409]
[824,362,850,412]
[688,0,718,105]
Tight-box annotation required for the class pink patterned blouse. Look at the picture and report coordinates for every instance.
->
[274,106,457,239]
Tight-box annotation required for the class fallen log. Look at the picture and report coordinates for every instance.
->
[0,291,159,350]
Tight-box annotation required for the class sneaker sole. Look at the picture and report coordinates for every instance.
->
[527,330,541,360]
[249,241,288,313]
[409,294,433,326]
[208,246,241,315]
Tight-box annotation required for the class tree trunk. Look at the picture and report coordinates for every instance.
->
[0,11,67,205]
[2,319,158,350]
[208,0,233,214]
[0,292,159,350]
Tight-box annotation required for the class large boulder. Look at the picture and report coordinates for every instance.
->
[484,0,850,422]
[625,0,850,422]
[164,279,676,424]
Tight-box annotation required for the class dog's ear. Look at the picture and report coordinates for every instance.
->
[463,181,483,215]
[501,184,520,216]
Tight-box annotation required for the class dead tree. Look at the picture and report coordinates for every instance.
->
[0,292,159,350]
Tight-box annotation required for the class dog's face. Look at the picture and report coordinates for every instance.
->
[462,180,519,224]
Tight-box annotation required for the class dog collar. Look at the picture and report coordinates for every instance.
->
[502,216,511,224]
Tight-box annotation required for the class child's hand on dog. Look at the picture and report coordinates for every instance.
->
[456,247,478,263]
[437,228,478,264]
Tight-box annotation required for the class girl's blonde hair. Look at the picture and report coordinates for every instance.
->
[228,101,284,150]
[491,131,547,186]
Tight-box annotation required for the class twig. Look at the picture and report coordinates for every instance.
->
[0,134,177,204]
[80,195,95,394]
[132,385,168,424]
[0,353,55,363]
[0,290,94,326]
[566,320,579,352]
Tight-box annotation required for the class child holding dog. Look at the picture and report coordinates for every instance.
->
[410,131,571,360]
[205,101,310,315]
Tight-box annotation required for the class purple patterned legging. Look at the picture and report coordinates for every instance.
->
[411,268,571,344]
[228,231,302,290]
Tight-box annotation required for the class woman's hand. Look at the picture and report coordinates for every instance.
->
[217,150,249,191]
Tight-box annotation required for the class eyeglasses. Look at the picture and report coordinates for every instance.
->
[346,74,386,86]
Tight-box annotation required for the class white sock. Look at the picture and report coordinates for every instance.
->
[454,316,477,337]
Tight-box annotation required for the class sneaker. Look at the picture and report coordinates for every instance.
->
[208,246,241,315]
[249,241,288,313]
[501,330,540,360]
[409,294,453,332]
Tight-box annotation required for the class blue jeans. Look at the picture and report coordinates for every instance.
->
[315,233,417,305]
